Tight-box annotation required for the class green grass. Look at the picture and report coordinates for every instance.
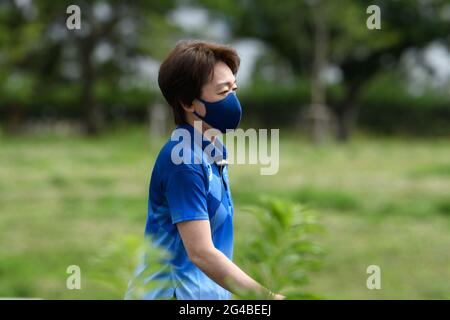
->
[0,126,449,299]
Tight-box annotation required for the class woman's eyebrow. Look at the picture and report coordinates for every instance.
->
[215,79,237,89]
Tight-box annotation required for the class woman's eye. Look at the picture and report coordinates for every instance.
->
[219,87,237,95]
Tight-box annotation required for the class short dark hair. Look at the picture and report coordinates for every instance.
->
[158,40,240,125]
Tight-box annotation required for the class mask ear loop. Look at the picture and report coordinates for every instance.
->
[193,110,206,121]
[192,98,206,121]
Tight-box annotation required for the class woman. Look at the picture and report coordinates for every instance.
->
[126,40,284,300]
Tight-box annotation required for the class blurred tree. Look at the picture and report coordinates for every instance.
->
[330,0,450,141]
[0,0,178,135]
[200,0,450,141]
[0,1,43,133]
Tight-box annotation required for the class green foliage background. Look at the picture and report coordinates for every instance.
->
[1,128,449,299]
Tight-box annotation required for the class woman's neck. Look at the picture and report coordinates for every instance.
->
[188,118,217,143]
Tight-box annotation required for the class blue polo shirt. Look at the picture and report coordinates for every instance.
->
[125,123,234,300]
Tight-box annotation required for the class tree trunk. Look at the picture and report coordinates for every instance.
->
[308,1,331,144]
[335,83,360,142]
[4,103,24,134]
[148,101,168,138]
[80,38,102,135]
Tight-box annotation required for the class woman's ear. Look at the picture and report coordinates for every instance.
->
[191,99,206,117]
[180,101,195,113]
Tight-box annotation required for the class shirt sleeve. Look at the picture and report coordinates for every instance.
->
[166,168,210,224]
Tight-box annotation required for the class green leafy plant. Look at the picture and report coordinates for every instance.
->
[88,234,171,299]
[234,197,324,299]
[88,198,324,300]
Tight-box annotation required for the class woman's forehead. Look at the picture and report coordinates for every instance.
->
[211,61,235,86]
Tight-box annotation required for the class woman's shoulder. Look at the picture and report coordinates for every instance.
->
[156,138,207,178]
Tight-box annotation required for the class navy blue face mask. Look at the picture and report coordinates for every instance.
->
[194,92,242,134]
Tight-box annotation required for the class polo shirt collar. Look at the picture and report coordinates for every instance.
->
[175,123,228,164]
